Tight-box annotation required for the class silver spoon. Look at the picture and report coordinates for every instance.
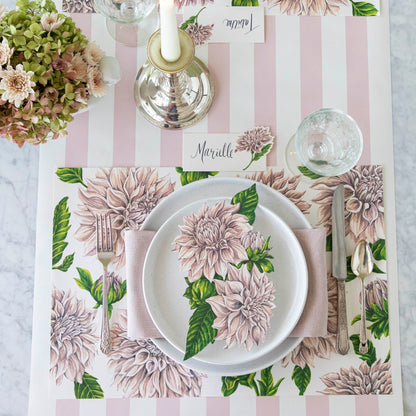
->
[351,240,374,354]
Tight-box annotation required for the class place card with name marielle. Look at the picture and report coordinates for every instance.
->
[182,127,274,172]
[182,6,264,43]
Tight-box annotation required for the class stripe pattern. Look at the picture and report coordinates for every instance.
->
[67,14,375,169]
[55,11,392,416]
[56,396,387,416]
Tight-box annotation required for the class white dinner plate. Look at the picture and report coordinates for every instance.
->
[143,199,308,365]
[141,177,311,375]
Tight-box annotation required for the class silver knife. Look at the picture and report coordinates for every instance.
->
[332,184,350,355]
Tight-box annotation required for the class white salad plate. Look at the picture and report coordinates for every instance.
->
[141,177,311,376]
[143,199,308,365]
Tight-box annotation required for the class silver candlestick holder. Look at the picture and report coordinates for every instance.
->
[134,28,215,129]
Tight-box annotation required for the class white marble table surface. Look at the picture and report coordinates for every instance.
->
[0,1,415,415]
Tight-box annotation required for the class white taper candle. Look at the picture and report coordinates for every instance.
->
[159,0,181,62]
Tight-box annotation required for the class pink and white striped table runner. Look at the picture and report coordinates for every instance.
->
[28,3,404,415]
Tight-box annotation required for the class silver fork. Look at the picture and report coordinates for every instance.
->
[96,213,115,355]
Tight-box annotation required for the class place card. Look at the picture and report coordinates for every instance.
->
[182,127,274,172]
[182,6,264,43]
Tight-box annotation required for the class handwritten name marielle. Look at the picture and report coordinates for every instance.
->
[191,140,234,164]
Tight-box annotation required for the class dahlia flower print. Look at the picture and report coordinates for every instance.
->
[247,169,311,215]
[268,0,349,15]
[181,7,214,46]
[186,23,214,46]
[320,359,392,394]
[108,313,205,397]
[62,0,95,13]
[312,165,384,244]
[75,168,175,270]
[206,265,276,351]
[175,0,213,10]
[50,287,99,386]
[364,278,388,312]
[173,200,251,282]
[236,126,274,171]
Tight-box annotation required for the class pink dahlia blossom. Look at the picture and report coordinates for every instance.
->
[75,168,175,269]
[108,313,205,397]
[246,169,311,215]
[186,23,214,46]
[268,0,349,15]
[362,278,388,312]
[312,165,384,243]
[281,273,337,368]
[174,0,213,9]
[320,359,392,394]
[206,265,275,351]
[241,230,265,250]
[50,287,99,385]
[236,126,273,154]
[173,201,251,281]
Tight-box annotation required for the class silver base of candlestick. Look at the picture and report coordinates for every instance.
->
[134,29,215,129]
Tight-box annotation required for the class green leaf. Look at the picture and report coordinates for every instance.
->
[366,299,389,339]
[297,166,323,180]
[221,376,240,396]
[291,365,311,396]
[231,184,259,225]
[369,239,386,261]
[350,334,377,366]
[351,314,361,325]
[372,263,386,274]
[74,267,94,292]
[183,277,218,310]
[326,233,332,252]
[74,372,104,399]
[52,197,71,266]
[385,350,391,362]
[180,7,206,30]
[252,143,273,162]
[257,366,282,396]
[175,167,219,186]
[52,253,74,272]
[184,302,217,360]
[346,255,357,282]
[350,0,378,16]
[56,168,87,187]
[232,0,259,5]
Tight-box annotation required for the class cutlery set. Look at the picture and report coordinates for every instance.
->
[332,185,375,355]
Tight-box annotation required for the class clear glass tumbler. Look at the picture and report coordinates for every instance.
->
[293,108,363,177]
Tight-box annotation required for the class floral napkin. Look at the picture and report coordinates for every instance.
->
[50,166,391,399]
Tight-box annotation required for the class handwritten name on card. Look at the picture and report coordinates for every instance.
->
[183,128,274,172]
[182,7,264,43]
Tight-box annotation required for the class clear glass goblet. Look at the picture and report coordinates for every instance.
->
[286,108,363,177]
[93,0,159,47]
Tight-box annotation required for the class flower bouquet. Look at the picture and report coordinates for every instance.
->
[0,0,118,147]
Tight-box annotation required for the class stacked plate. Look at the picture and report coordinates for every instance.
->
[141,177,309,375]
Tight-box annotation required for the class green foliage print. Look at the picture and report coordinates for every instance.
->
[292,364,311,396]
[175,167,219,186]
[222,366,284,396]
[52,196,74,272]
[74,267,127,318]
[56,168,87,188]
[74,372,104,399]
[350,0,378,16]
[350,334,377,366]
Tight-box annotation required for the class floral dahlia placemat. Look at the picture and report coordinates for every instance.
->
[62,0,381,17]
[49,165,392,407]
